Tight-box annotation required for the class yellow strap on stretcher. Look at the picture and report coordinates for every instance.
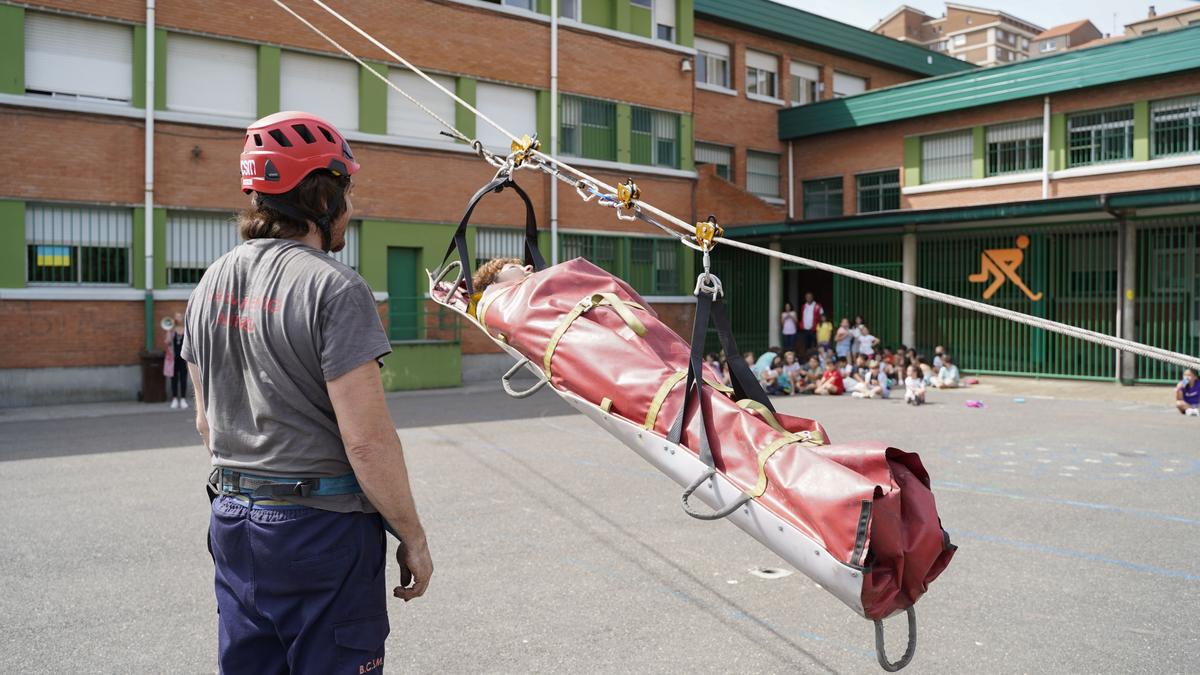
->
[751,436,797,498]
[543,293,647,379]
[737,399,826,445]
[644,371,687,430]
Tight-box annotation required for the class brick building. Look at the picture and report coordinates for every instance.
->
[872,3,1044,66]
[722,27,1200,384]
[0,0,967,406]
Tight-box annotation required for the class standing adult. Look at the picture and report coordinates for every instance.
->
[799,292,823,355]
[163,312,189,409]
[184,111,432,673]
[780,302,799,353]
[834,317,853,360]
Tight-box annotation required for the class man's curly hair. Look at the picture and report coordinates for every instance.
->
[472,257,524,294]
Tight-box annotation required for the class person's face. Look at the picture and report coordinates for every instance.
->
[808,357,819,369]
[861,326,870,335]
[840,318,849,328]
[908,366,919,378]
[784,302,793,311]
[1186,370,1198,384]
[745,354,755,366]
[856,355,866,366]
[854,316,864,325]
[496,263,533,285]
[805,292,814,303]
[173,312,183,324]
[784,352,796,364]
[935,345,944,354]
[825,362,836,372]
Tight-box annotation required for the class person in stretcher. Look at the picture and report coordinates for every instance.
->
[459,256,955,620]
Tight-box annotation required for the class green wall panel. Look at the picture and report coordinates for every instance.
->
[456,77,477,142]
[536,90,552,149]
[1049,112,1066,171]
[614,0,631,32]
[257,45,281,117]
[380,342,461,391]
[1132,100,1150,162]
[359,62,388,134]
[676,0,694,47]
[615,102,632,164]
[902,136,921,187]
[971,126,985,179]
[0,200,26,288]
[679,114,694,170]
[132,27,167,110]
[629,5,651,38]
[359,220,469,294]
[0,5,24,95]
[581,0,615,28]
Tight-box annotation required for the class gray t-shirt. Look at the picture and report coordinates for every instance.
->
[181,238,392,512]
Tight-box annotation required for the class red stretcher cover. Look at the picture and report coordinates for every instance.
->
[467,258,954,619]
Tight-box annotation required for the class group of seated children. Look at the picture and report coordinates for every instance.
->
[713,343,964,406]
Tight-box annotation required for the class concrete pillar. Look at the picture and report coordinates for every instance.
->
[901,229,917,348]
[768,240,782,348]
[1119,219,1137,384]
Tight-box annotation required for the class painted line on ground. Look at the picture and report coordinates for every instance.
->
[951,530,1200,581]
[935,481,1200,526]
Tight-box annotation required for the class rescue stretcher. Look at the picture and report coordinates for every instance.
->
[428,177,955,671]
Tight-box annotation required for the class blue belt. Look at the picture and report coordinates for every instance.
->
[210,467,362,499]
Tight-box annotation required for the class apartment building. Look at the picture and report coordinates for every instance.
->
[873,3,1044,66]
[0,0,962,406]
[1125,5,1200,36]
[1030,20,1102,56]
[724,27,1200,384]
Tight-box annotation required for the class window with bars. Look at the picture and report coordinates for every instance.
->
[921,130,973,183]
[629,238,678,295]
[560,233,617,274]
[560,95,617,161]
[1151,96,1200,158]
[166,211,239,285]
[746,151,781,198]
[694,37,730,88]
[745,50,778,98]
[1067,106,1134,167]
[985,119,1043,176]
[803,177,843,219]
[630,107,679,168]
[474,227,526,269]
[855,171,899,213]
[789,62,820,107]
[694,142,732,180]
[25,204,132,285]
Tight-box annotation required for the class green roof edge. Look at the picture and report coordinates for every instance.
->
[694,0,975,77]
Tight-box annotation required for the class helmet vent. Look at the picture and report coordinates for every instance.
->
[268,129,292,147]
[252,133,263,147]
[292,124,316,144]
[318,126,336,143]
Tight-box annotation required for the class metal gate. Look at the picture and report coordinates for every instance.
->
[1135,216,1200,383]
[783,237,903,347]
[917,223,1118,379]
[708,245,769,356]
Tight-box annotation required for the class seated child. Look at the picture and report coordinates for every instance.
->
[814,360,845,396]
[794,355,820,395]
[781,351,803,392]
[933,355,961,389]
[853,361,890,399]
[904,365,926,406]
[1176,367,1199,416]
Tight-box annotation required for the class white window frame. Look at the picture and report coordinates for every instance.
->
[694,37,730,90]
[832,72,866,99]
[694,142,732,180]
[953,34,967,47]
[745,49,779,100]
[746,150,781,199]
[921,129,974,183]
[559,0,580,20]
[654,0,676,42]
[166,33,257,118]
[789,61,820,107]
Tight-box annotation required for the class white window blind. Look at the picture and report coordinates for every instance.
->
[746,151,781,198]
[694,37,729,58]
[280,51,359,131]
[789,61,819,82]
[166,34,256,118]
[388,70,456,142]
[655,0,676,27]
[832,72,867,98]
[165,211,238,285]
[921,130,974,183]
[694,142,731,166]
[745,49,778,74]
[475,227,525,264]
[25,13,133,103]
[476,82,536,154]
[695,37,730,88]
[986,119,1042,143]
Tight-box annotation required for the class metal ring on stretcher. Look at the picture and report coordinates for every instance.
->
[429,260,464,309]
[501,357,549,399]
[681,468,753,521]
[874,606,917,672]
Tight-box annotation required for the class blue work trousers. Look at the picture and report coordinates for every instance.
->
[209,496,389,674]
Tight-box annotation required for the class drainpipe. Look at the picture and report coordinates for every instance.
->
[143,0,156,352]
[786,141,794,220]
[549,0,559,265]
[1041,95,1050,199]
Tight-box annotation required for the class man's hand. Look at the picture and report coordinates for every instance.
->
[394,535,433,602]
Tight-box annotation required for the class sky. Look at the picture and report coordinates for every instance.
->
[772,0,1199,35]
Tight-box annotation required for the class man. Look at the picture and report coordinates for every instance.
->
[183,111,432,673]
[799,292,823,354]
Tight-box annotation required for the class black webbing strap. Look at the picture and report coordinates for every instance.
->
[440,176,545,297]
[667,287,774,468]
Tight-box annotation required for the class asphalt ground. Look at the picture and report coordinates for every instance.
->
[0,381,1196,673]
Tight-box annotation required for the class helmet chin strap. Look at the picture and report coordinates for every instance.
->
[256,193,342,253]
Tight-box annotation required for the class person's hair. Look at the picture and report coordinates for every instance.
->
[943,355,953,363]
[239,171,351,241]
[783,302,793,310]
[1186,367,1199,378]
[768,346,781,353]
[472,257,523,294]
[836,356,847,364]
[917,356,929,365]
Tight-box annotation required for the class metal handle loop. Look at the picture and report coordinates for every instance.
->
[501,357,549,399]
[874,606,917,672]
[680,468,752,521]
[430,260,464,307]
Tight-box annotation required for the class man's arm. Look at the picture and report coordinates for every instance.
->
[188,363,211,456]
[327,361,432,601]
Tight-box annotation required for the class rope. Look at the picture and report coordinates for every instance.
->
[273,0,1200,374]
[716,237,1200,372]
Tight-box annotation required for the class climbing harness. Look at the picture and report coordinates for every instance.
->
[207,467,362,499]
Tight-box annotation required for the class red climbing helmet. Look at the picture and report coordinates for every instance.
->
[239,111,360,195]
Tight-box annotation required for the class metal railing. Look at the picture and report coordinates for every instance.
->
[388,295,461,343]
